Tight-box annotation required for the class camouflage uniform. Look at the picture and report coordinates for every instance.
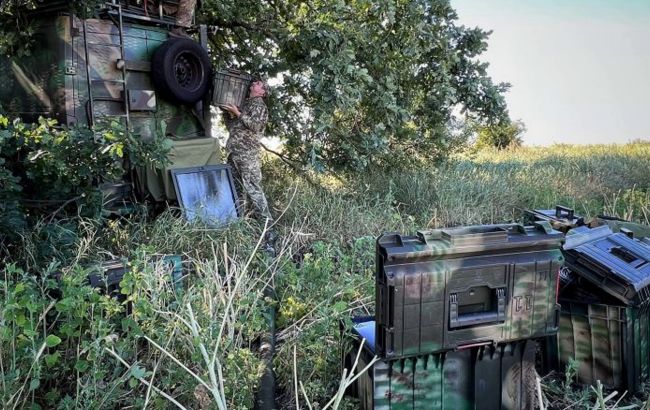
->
[174,0,197,28]
[225,96,272,221]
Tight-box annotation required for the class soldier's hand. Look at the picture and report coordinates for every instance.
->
[221,104,241,117]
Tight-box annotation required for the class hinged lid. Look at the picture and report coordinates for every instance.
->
[377,223,563,262]
[563,226,650,305]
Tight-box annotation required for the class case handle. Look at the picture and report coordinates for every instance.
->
[441,226,513,246]
[449,287,507,329]
[610,246,643,266]
[555,205,575,219]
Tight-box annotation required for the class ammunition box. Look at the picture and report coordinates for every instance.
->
[548,301,650,392]
[346,319,537,410]
[376,223,563,358]
[563,225,650,306]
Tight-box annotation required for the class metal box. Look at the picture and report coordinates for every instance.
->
[87,255,185,299]
[376,223,563,358]
[0,16,205,139]
[548,301,650,392]
[212,68,252,107]
[346,319,537,410]
[563,225,650,305]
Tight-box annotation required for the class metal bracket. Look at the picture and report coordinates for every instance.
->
[65,65,77,75]
[449,293,459,326]
[497,287,506,318]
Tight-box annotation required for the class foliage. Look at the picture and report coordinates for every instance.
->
[1,216,271,409]
[2,142,650,409]
[274,238,375,407]
[0,116,171,250]
[473,119,525,149]
[201,0,509,171]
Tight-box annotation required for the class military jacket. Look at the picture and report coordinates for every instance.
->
[225,96,268,153]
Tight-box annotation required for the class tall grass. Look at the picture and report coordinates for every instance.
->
[280,141,650,236]
[2,141,649,408]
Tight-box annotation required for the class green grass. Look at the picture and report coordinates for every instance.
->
[2,141,650,409]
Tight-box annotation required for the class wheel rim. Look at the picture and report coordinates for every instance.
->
[173,51,204,93]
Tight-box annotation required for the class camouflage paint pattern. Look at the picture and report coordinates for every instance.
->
[352,336,537,409]
[0,15,205,140]
[224,96,272,220]
[554,302,650,392]
[376,224,563,357]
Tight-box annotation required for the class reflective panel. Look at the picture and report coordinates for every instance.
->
[171,165,239,226]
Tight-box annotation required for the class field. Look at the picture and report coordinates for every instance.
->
[2,142,650,409]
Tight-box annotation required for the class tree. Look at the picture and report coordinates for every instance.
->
[474,119,525,149]
[1,1,511,171]
[199,0,510,171]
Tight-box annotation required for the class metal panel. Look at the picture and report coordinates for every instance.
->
[554,301,650,392]
[350,319,537,409]
[376,224,563,358]
[128,90,156,111]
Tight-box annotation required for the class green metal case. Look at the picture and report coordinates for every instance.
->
[347,320,537,410]
[548,301,650,392]
[376,223,563,358]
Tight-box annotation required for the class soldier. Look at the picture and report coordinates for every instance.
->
[171,0,197,36]
[221,79,273,222]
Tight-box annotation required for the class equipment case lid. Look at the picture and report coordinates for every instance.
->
[563,225,650,305]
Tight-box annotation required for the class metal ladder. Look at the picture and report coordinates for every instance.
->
[82,1,130,130]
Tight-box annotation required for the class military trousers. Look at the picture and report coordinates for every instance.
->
[227,151,273,222]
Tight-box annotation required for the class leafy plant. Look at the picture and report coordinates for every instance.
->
[202,0,509,171]
[473,119,526,150]
[0,116,171,252]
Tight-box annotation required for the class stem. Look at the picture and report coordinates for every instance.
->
[104,348,188,410]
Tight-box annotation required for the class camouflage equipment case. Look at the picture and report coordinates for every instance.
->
[548,301,650,392]
[545,225,650,392]
[87,255,184,299]
[563,226,650,305]
[346,318,537,410]
[376,223,563,358]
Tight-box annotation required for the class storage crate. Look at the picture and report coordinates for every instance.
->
[212,69,252,107]
[345,319,537,410]
[524,205,585,233]
[88,259,128,300]
[547,300,650,392]
[87,255,185,299]
[563,225,650,305]
[376,223,563,358]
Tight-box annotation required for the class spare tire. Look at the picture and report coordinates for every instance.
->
[152,37,211,105]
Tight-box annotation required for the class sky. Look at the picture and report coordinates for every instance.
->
[452,0,650,146]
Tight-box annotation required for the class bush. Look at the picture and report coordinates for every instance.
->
[474,119,525,150]
[0,116,171,252]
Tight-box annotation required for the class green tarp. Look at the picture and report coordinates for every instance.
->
[137,137,222,201]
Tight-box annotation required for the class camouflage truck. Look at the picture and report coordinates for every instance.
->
[0,0,226,204]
